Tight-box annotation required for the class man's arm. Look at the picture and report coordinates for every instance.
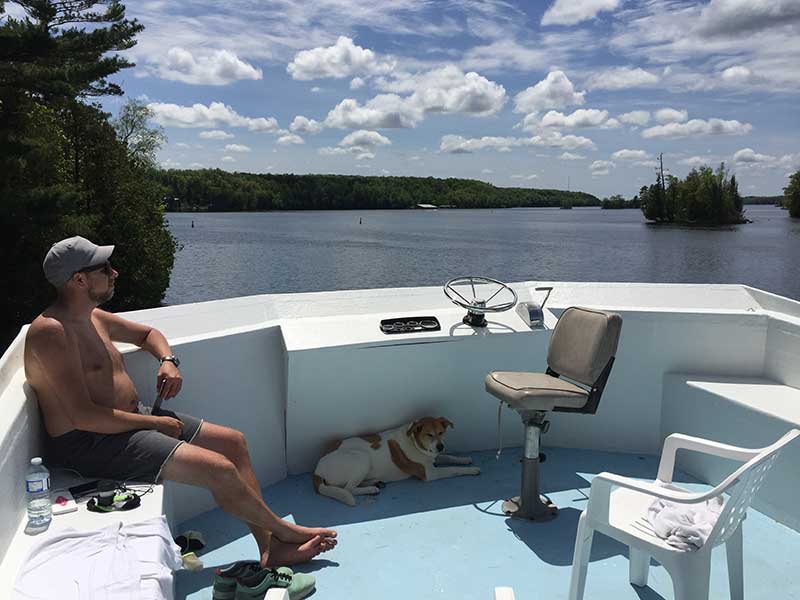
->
[96,310,182,400]
[29,320,180,436]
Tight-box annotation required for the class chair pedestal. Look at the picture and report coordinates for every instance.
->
[503,411,558,521]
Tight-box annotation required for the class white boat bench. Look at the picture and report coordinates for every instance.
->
[662,373,800,530]
[0,361,172,597]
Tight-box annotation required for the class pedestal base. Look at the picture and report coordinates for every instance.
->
[502,495,558,521]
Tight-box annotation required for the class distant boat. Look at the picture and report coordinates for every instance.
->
[416,203,438,209]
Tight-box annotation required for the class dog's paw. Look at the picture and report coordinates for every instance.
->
[461,457,473,465]
[465,467,481,476]
[364,486,380,495]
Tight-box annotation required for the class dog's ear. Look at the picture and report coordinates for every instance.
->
[439,417,454,430]
[407,420,424,436]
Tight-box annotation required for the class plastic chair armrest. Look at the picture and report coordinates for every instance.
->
[656,433,761,484]
[586,472,717,523]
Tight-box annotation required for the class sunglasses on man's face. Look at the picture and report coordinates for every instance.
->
[79,261,113,276]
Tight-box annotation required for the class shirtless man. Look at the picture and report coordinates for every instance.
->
[23,236,336,566]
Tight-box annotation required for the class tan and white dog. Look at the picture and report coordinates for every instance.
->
[313,417,480,506]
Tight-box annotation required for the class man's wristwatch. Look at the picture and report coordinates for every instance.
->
[159,355,181,368]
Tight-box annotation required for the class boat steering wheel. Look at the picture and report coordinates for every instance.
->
[443,276,518,327]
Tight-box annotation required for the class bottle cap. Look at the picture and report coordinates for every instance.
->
[31,457,42,466]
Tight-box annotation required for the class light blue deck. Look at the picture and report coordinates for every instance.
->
[176,447,800,600]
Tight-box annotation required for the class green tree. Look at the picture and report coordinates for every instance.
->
[0,1,175,347]
[112,98,166,168]
[785,171,800,218]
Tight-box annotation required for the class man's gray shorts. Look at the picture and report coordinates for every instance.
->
[46,406,204,484]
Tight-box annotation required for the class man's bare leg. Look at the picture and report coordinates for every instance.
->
[160,440,336,565]
[190,423,336,565]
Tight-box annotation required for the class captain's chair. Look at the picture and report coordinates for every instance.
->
[485,307,622,520]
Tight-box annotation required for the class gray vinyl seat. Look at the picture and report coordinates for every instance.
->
[486,306,622,520]
[485,372,589,411]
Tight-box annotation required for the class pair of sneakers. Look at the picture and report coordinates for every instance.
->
[213,560,316,600]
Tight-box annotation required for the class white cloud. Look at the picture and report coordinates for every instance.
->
[696,0,800,37]
[585,66,659,90]
[481,168,494,173]
[277,134,304,145]
[224,144,251,153]
[612,149,651,161]
[679,156,714,167]
[590,159,616,176]
[188,162,204,169]
[356,152,375,160]
[318,147,349,156]
[734,148,776,163]
[339,130,391,148]
[149,101,279,132]
[655,108,689,124]
[540,108,613,128]
[721,65,756,83]
[160,158,181,169]
[199,129,234,140]
[326,66,506,129]
[311,86,322,93]
[289,116,323,134]
[514,70,585,114]
[440,135,521,154]
[440,130,595,154]
[145,47,262,85]
[542,0,622,26]
[559,152,586,160]
[325,95,420,129]
[174,142,191,149]
[608,1,800,93]
[731,148,799,170]
[511,174,538,180]
[221,156,236,163]
[618,110,650,126]
[642,118,752,138]
[350,77,365,90]
[287,36,395,80]
[461,39,547,72]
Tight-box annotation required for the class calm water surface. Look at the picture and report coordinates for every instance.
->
[165,206,800,304]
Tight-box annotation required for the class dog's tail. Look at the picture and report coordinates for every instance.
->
[313,474,356,506]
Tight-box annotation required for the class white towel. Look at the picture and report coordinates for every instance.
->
[646,496,724,551]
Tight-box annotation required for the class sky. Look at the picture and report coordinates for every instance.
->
[9,0,800,198]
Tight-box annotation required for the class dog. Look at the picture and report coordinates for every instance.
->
[313,416,480,506]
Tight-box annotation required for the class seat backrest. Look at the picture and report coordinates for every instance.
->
[547,307,622,387]
[708,429,800,546]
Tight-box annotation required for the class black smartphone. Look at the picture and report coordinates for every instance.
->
[152,378,167,414]
[68,479,100,499]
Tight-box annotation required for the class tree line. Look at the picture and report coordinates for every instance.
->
[154,169,600,211]
[1,1,177,347]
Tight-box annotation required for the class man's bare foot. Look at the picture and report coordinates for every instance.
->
[277,523,337,545]
[265,535,337,566]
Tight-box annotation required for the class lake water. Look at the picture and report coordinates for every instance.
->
[165,206,800,305]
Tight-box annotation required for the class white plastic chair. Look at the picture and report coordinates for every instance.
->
[568,429,800,600]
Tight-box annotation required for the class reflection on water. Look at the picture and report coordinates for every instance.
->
[165,206,800,304]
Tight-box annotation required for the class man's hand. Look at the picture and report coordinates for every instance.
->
[156,361,183,401]
[152,415,183,438]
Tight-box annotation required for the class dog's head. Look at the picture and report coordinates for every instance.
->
[406,417,454,457]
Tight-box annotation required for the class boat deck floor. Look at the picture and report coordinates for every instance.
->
[176,447,800,600]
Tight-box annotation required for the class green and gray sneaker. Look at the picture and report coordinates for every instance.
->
[235,567,315,600]
[212,561,264,600]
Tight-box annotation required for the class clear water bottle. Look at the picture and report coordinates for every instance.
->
[25,457,52,530]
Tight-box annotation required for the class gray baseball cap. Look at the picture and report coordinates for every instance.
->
[43,236,114,287]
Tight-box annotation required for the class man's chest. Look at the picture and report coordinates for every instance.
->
[72,321,122,375]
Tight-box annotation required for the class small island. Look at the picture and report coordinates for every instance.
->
[639,160,746,226]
